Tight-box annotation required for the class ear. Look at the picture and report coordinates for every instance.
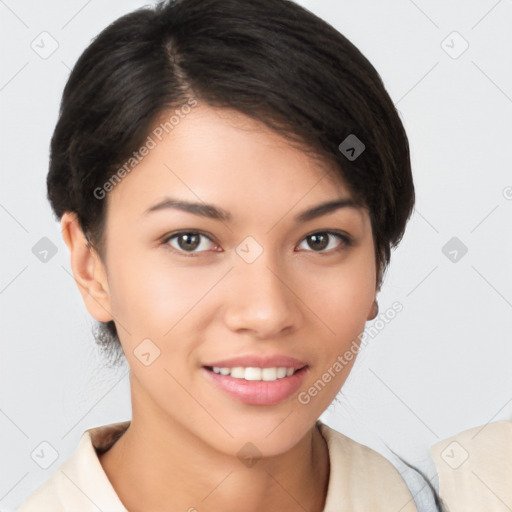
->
[60,212,113,323]
[375,261,384,294]
[366,260,382,321]
[366,298,378,321]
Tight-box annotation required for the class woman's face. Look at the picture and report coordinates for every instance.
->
[78,102,377,456]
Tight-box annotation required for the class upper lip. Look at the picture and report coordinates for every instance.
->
[203,355,308,369]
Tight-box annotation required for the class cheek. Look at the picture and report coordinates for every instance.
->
[106,248,220,343]
[297,257,375,409]
[302,255,376,338]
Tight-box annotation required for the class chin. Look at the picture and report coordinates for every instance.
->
[202,411,316,458]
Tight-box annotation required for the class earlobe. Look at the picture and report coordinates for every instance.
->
[367,299,379,321]
[60,212,113,323]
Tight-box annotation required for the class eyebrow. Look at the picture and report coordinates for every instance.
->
[143,196,362,223]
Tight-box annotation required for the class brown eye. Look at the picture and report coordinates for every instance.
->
[306,233,329,251]
[297,231,352,253]
[163,231,216,254]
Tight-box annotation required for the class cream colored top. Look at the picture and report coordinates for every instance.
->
[431,420,512,512]
[15,420,418,512]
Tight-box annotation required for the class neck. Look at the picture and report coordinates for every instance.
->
[99,413,330,512]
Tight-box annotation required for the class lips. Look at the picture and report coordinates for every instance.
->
[201,354,310,405]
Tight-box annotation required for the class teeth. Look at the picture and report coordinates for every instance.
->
[261,368,276,381]
[230,367,245,379]
[211,366,298,381]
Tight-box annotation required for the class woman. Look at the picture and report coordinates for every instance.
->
[15,0,439,510]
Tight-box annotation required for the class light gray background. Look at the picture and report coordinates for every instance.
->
[1,0,512,510]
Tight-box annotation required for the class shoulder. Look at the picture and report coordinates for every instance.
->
[318,421,417,511]
[14,422,129,512]
[430,420,512,512]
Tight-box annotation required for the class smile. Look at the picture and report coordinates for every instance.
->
[202,365,309,405]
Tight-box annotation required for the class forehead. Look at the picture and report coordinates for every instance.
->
[105,103,357,221]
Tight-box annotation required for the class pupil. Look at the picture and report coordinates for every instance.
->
[309,233,328,251]
[179,233,200,251]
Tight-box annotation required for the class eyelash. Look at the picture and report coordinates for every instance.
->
[160,230,353,257]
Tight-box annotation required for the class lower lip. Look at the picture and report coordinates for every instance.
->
[202,366,309,406]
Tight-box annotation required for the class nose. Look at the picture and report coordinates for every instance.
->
[222,254,303,339]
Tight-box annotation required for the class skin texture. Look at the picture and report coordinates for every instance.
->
[61,102,378,512]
